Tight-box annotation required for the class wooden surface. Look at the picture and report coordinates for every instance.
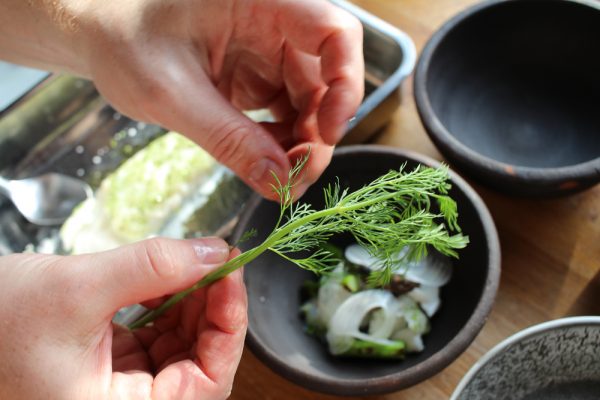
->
[229,1,600,398]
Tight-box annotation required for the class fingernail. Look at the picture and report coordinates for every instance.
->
[192,237,230,264]
[248,158,282,192]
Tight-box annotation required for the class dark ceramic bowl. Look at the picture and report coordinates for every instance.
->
[414,0,600,197]
[451,316,600,399]
[231,146,501,396]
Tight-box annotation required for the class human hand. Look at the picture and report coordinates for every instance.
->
[75,0,364,200]
[0,237,247,400]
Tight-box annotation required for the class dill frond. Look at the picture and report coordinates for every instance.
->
[129,155,469,329]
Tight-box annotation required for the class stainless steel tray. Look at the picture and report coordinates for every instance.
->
[334,0,416,144]
[0,0,415,255]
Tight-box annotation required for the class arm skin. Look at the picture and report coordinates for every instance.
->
[0,0,365,200]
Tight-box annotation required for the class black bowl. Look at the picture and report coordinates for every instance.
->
[415,0,600,196]
[231,146,501,396]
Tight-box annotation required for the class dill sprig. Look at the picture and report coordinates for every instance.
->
[128,155,468,329]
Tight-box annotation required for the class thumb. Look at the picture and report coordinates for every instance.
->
[75,237,231,315]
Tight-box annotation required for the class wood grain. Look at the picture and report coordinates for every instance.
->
[229,1,600,398]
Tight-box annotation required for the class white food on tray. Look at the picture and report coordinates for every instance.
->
[60,132,219,254]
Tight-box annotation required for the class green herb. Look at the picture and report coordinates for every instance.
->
[128,155,468,330]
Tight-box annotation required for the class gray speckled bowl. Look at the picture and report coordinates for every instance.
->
[451,316,600,400]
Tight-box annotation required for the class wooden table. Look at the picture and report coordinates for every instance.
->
[230,1,600,398]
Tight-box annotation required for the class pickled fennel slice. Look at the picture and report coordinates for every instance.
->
[300,242,449,359]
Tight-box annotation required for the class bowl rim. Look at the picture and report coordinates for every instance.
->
[414,0,600,186]
[235,145,502,396]
[450,315,600,399]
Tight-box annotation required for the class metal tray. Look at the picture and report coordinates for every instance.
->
[0,0,415,255]
[334,0,416,144]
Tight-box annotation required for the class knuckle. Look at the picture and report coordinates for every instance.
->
[331,7,362,35]
[208,119,254,167]
[136,78,171,121]
[139,238,178,280]
[223,386,233,400]
[226,302,248,333]
[347,14,363,35]
[236,308,249,330]
[208,381,232,400]
[140,79,165,103]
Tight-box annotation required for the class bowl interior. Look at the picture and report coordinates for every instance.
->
[426,0,600,169]
[454,318,600,400]
[234,148,498,394]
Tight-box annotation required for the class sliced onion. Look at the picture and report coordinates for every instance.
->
[317,280,351,327]
[368,308,397,339]
[344,244,384,270]
[326,290,397,354]
[391,328,425,352]
[391,295,429,334]
[403,307,430,334]
[404,251,452,287]
[394,294,419,311]
[345,244,451,288]
[344,244,409,271]
[408,285,441,316]
[322,245,449,356]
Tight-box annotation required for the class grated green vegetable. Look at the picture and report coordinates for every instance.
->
[98,132,215,240]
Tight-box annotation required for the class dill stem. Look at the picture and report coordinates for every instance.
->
[127,170,454,330]
[128,191,388,329]
[128,202,339,329]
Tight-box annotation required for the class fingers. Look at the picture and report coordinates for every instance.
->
[141,0,361,200]
[259,121,298,151]
[148,331,190,371]
[227,57,283,111]
[318,27,364,144]
[150,269,246,400]
[282,47,325,139]
[287,141,335,199]
[179,290,206,343]
[112,324,152,372]
[181,247,241,344]
[281,47,328,148]
[152,360,218,400]
[317,25,364,144]
[72,237,231,316]
[147,61,292,200]
[277,0,364,144]
[195,268,247,389]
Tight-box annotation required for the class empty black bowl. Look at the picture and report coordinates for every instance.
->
[415,0,600,196]
[231,146,501,396]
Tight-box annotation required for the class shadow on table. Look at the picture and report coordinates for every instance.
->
[567,270,600,316]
